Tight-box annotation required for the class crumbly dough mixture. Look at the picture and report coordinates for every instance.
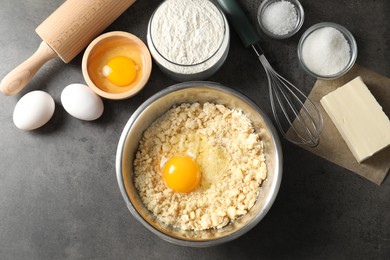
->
[134,102,267,230]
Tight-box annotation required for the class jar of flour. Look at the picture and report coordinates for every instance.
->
[147,0,230,81]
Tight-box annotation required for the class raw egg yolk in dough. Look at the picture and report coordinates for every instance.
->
[102,56,137,86]
[163,156,202,193]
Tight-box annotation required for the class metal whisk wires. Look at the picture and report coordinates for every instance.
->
[253,44,323,147]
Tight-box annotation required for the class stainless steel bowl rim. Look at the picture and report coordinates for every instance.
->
[116,81,283,247]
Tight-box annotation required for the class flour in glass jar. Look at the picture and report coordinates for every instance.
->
[149,0,226,74]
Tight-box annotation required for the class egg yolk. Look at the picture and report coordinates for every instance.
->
[102,56,137,86]
[162,156,202,193]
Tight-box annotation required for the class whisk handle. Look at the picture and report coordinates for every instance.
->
[217,0,260,48]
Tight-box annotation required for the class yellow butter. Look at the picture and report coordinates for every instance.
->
[320,76,390,163]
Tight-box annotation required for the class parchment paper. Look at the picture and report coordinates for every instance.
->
[287,64,390,185]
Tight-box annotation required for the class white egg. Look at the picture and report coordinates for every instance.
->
[13,91,55,130]
[61,83,104,121]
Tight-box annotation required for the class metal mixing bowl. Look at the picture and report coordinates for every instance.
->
[116,82,282,247]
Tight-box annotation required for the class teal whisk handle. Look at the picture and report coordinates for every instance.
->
[217,0,260,48]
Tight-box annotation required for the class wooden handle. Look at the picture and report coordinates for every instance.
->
[0,41,57,96]
[36,0,136,63]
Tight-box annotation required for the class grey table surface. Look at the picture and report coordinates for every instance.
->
[1,0,389,259]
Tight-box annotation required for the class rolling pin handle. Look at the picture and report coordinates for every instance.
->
[0,41,57,96]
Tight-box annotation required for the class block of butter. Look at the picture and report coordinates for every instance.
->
[320,76,390,163]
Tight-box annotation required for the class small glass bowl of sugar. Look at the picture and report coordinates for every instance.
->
[257,0,304,39]
[297,22,358,80]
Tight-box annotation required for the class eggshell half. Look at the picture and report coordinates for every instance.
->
[61,83,104,121]
[13,91,55,130]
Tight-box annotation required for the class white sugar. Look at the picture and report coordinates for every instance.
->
[301,27,351,76]
[261,0,298,36]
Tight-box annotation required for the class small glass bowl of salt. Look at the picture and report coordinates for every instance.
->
[297,22,358,80]
[257,0,304,39]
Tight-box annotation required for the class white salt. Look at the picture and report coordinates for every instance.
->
[301,27,351,76]
[261,0,298,36]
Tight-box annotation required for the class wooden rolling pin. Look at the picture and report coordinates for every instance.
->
[0,0,136,96]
